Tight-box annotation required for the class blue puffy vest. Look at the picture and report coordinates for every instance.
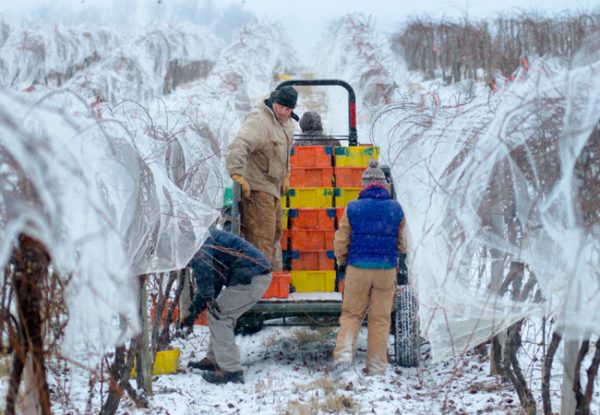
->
[346,185,403,269]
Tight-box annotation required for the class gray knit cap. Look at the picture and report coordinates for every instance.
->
[300,111,323,133]
[361,159,386,186]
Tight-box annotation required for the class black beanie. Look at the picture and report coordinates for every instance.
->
[273,86,298,109]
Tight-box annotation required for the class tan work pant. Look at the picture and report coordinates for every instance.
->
[333,266,396,375]
[240,190,283,271]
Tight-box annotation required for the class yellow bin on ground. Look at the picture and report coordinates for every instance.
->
[131,347,180,377]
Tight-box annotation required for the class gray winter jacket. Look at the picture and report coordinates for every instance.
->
[295,111,341,147]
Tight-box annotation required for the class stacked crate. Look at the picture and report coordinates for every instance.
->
[331,145,381,292]
[284,145,381,293]
[286,146,336,292]
[332,145,381,223]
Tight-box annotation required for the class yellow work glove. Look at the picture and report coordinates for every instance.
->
[281,175,290,195]
[231,174,251,198]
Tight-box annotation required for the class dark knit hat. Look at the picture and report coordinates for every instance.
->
[361,159,386,186]
[273,86,298,109]
[300,111,323,133]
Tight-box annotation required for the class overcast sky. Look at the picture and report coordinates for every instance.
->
[2,0,598,62]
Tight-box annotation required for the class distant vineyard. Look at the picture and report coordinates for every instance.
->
[392,11,600,84]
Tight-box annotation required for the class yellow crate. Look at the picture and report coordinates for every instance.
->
[288,187,334,208]
[334,187,361,207]
[132,347,180,377]
[334,146,380,167]
[282,208,289,230]
[291,270,336,292]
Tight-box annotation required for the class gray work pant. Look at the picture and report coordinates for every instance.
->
[206,272,272,372]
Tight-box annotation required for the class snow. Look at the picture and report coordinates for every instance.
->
[0,6,599,415]
[57,325,522,414]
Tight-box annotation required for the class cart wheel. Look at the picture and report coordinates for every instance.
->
[235,315,264,335]
[394,285,419,367]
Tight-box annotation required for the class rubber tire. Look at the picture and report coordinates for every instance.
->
[234,315,264,335]
[394,285,420,367]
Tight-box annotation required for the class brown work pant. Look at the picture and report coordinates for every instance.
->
[333,266,396,375]
[240,190,283,271]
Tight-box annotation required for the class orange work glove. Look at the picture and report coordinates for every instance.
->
[231,174,251,198]
[281,175,290,195]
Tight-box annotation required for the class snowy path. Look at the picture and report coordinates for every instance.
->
[119,325,521,414]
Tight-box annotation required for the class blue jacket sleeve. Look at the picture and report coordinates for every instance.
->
[188,243,217,312]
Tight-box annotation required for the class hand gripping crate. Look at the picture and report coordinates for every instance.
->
[291,270,336,292]
[288,187,334,208]
[288,208,336,229]
[290,145,333,168]
[334,146,380,167]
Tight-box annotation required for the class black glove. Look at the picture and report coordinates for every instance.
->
[188,298,207,320]
[180,313,196,329]
[207,299,221,320]
[397,253,408,285]
[337,263,347,275]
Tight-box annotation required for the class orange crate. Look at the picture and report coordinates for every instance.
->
[195,309,208,326]
[335,207,346,225]
[288,208,336,229]
[289,250,335,270]
[280,229,289,251]
[151,302,209,326]
[290,167,334,187]
[337,278,345,293]
[289,229,335,250]
[150,300,180,324]
[334,167,365,187]
[262,271,291,299]
[290,146,333,167]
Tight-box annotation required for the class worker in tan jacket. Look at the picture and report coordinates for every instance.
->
[333,159,407,376]
[226,86,298,269]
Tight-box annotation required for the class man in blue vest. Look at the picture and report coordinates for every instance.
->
[332,159,407,376]
[182,229,272,384]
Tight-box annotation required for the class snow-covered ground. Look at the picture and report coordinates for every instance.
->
[0,5,599,414]
[54,324,521,415]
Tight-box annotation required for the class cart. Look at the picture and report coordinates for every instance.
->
[223,79,420,367]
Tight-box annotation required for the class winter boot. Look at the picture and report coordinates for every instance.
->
[187,357,219,371]
[330,361,352,379]
[202,369,244,384]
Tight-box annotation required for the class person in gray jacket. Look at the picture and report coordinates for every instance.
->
[226,86,298,270]
[183,229,272,384]
[295,111,341,147]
